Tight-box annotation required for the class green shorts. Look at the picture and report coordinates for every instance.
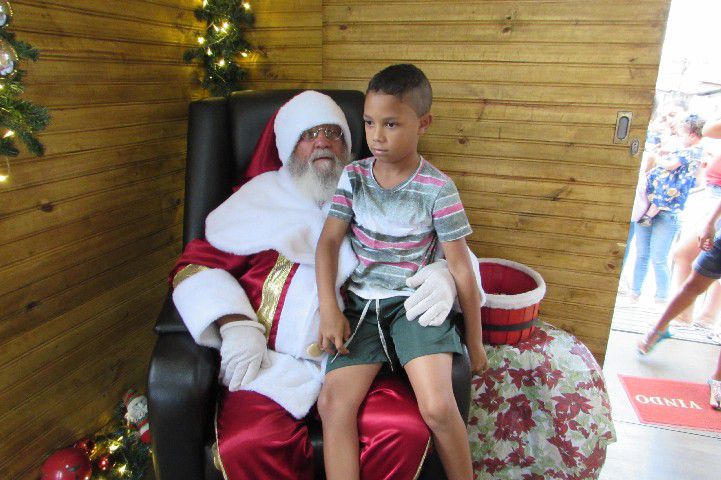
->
[325,291,464,374]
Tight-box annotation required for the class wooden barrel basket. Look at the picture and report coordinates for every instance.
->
[478,258,546,345]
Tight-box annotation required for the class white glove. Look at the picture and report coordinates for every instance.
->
[404,260,457,327]
[219,320,271,391]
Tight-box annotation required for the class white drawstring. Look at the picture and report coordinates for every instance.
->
[375,299,394,371]
[331,298,394,371]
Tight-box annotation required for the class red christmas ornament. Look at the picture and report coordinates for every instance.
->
[96,453,115,471]
[123,387,151,444]
[72,438,95,457]
[40,447,91,480]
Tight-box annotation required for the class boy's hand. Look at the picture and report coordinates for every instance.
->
[319,307,351,355]
[467,340,489,375]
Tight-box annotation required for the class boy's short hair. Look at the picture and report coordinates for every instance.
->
[367,64,432,116]
[683,114,705,138]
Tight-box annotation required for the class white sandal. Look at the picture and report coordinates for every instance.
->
[709,379,721,410]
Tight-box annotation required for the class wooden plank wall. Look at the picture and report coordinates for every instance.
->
[322,0,671,359]
[0,1,316,477]
[246,0,322,89]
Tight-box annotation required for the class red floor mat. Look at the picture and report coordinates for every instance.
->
[619,374,721,432]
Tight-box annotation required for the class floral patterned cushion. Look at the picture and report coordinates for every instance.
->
[469,321,616,480]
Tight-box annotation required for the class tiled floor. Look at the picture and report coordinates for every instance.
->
[600,325,721,479]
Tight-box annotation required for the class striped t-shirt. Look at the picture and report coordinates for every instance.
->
[328,156,472,299]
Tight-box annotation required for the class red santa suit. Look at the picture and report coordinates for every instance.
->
[171,91,431,480]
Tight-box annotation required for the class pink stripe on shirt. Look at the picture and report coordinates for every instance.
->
[357,254,419,272]
[332,194,352,207]
[433,203,464,219]
[348,164,371,177]
[414,173,446,187]
[351,225,433,250]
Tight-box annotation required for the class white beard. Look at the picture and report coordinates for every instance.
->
[288,148,349,205]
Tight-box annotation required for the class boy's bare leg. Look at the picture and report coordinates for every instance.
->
[404,353,473,480]
[317,363,382,480]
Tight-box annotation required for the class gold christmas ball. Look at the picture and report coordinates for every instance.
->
[0,40,17,77]
[0,1,13,28]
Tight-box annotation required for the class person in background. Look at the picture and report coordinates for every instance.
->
[629,114,705,303]
[638,119,721,410]
[669,135,721,329]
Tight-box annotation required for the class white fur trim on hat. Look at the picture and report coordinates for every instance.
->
[477,258,546,310]
[274,90,352,165]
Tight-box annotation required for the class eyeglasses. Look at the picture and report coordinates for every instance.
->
[300,126,344,141]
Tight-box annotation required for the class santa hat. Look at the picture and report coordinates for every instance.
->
[274,90,351,165]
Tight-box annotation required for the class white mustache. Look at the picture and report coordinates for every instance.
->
[308,149,338,162]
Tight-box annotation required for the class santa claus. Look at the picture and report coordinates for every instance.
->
[170,91,462,479]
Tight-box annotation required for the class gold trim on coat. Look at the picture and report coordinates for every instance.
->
[412,436,433,480]
[213,401,230,480]
[256,254,294,337]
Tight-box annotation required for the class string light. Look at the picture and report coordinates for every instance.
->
[0,157,9,182]
[184,0,254,95]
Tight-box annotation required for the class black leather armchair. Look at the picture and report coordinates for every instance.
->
[147,89,471,480]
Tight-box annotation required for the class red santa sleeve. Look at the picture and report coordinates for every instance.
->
[170,239,259,349]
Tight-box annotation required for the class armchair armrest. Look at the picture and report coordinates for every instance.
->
[148,292,219,480]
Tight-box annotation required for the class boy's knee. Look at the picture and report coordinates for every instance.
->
[316,388,337,419]
[317,386,355,421]
[417,396,458,429]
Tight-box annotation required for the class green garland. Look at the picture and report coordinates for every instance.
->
[0,28,50,157]
[183,0,255,96]
[89,402,151,480]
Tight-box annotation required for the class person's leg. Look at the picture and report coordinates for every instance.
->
[631,221,653,297]
[216,389,315,480]
[648,212,681,301]
[405,354,472,480]
[638,270,716,353]
[318,363,382,480]
[694,281,721,328]
[670,235,701,323]
[621,222,635,271]
[710,349,721,409]
[358,375,431,480]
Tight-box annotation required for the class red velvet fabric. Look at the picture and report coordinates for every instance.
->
[216,376,430,480]
[217,389,315,480]
[170,238,249,283]
[238,111,283,189]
